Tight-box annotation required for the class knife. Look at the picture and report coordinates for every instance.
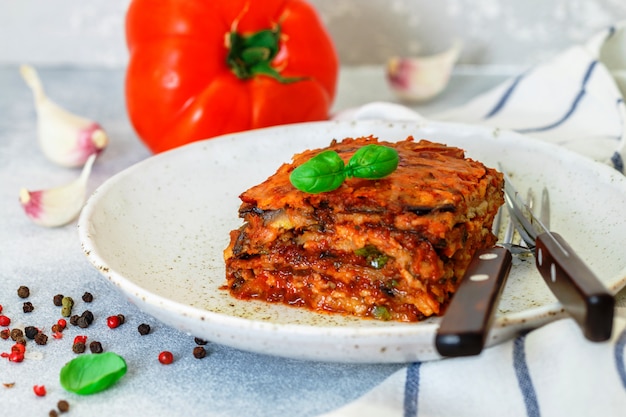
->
[435,209,513,357]
[502,172,614,342]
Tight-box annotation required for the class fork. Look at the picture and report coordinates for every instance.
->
[503,174,615,342]
[435,207,514,357]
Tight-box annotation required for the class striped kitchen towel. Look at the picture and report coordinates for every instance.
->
[335,21,626,173]
[319,312,626,417]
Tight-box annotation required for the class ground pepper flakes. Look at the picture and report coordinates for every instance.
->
[22,302,34,313]
[17,286,30,298]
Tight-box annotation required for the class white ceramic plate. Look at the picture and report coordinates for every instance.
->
[78,120,626,363]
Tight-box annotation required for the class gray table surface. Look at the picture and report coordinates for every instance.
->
[1,65,621,416]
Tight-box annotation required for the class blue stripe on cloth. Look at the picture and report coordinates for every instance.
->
[517,60,599,134]
[484,72,526,119]
[513,333,541,417]
[614,327,626,389]
[403,362,421,417]
[611,152,624,173]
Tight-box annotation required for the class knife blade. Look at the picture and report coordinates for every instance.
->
[502,172,614,342]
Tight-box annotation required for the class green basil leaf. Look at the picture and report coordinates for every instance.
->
[346,144,399,179]
[289,150,346,193]
[60,352,127,395]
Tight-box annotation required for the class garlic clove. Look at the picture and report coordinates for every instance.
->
[386,40,462,103]
[20,64,108,168]
[19,154,96,227]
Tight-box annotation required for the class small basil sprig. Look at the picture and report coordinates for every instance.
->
[290,144,399,194]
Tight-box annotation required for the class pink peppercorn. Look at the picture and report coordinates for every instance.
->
[0,315,10,327]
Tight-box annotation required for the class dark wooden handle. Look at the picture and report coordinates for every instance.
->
[535,232,614,341]
[436,246,512,357]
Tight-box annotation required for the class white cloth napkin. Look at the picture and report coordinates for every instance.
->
[325,21,626,417]
[335,21,626,173]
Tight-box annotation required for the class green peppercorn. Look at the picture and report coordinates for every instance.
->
[61,297,74,317]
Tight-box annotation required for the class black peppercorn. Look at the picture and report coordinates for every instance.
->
[22,301,34,313]
[0,329,10,340]
[24,326,39,339]
[89,341,104,354]
[117,314,126,325]
[34,332,48,345]
[57,400,70,412]
[137,323,151,335]
[72,342,86,354]
[17,285,30,298]
[82,292,93,303]
[10,328,24,341]
[69,315,80,326]
[77,316,89,328]
[81,310,94,324]
[53,294,64,306]
[193,346,207,359]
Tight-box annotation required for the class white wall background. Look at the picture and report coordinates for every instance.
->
[1,0,626,69]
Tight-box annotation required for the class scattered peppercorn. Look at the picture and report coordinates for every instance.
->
[34,332,48,346]
[0,304,2,313]
[89,341,103,354]
[0,329,9,339]
[10,328,23,341]
[158,351,174,365]
[57,400,70,412]
[0,315,11,327]
[22,301,34,313]
[69,315,80,326]
[72,342,86,354]
[57,318,67,329]
[51,324,63,333]
[33,384,46,397]
[194,337,208,345]
[73,335,87,345]
[106,315,121,329]
[60,297,74,317]
[117,314,126,325]
[53,294,64,306]
[137,323,151,335]
[17,286,30,298]
[24,326,39,339]
[9,351,24,362]
[77,316,90,329]
[82,292,93,303]
[193,346,207,359]
[49,410,58,417]
[82,310,94,324]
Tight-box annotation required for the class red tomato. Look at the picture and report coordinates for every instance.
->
[125,0,339,153]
